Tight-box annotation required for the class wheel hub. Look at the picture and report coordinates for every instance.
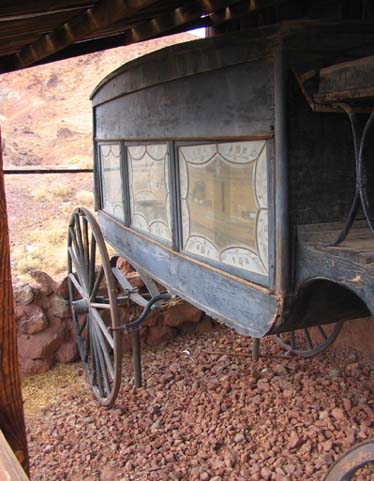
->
[72,298,90,314]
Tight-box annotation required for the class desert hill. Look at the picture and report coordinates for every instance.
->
[0,32,197,168]
[0,32,198,279]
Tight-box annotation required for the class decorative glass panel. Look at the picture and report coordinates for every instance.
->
[128,144,171,241]
[100,143,124,221]
[179,141,268,275]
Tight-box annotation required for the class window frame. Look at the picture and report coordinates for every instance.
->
[124,140,175,248]
[174,139,274,287]
[95,137,274,288]
[97,141,127,223]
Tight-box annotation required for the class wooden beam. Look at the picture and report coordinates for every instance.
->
[13,0,167,69]
[0,128,29,475]
[125,0,244,44]
[13,0,253,70]
[0,0,94,19]
[209,0,287,26]
[0,431,29,481]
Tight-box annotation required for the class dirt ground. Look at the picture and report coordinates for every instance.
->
[5,173,93,280]
[23,323,374,481]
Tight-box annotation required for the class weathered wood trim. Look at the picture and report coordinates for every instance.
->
[274,44,290,295]
[99,211,280,337]
[295,225,374,315]
[95,135,273,143]
[0,431,29,481]
[315,55,374,103]
[0,129,29,473]
[100,211,272,294]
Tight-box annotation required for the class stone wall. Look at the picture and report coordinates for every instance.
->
[14,271,77,378]
[14,269,214,379]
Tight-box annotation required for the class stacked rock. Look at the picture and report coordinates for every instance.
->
[14,271,77,378]
[14,265,215,378]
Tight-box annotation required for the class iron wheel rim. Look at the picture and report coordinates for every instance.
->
[275,322,343,358]
[67,207,122,406]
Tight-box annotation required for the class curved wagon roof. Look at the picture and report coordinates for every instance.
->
[91,19,374,107]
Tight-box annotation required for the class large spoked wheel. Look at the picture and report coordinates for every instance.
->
[67,207,122,406]
[275,322,343,358]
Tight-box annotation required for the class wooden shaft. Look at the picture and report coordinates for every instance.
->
[0,128,29,474]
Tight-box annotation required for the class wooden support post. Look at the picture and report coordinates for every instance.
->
[0,128,29,474]
[0,431,29,481]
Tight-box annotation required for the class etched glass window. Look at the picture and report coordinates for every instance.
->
[179,141,268,275]
[128,144,171,241]
[100,143,124,221]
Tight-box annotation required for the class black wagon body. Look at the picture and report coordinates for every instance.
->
[67,21,374,410]
[90,22,374,337]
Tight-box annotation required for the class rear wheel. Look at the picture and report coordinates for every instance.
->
[67,207,122,406]
[322,441,374,481]
[275,322,343,358]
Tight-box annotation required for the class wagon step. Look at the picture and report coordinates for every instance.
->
[295,56,374,110]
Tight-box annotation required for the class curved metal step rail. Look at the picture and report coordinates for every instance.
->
[328,106,374,246]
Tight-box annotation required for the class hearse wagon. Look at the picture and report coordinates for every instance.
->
[68,22,374,417]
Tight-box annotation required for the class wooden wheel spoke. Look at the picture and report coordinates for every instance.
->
[90,325,104,397]
[68,247,87,291]
[89,235,96,292]
[91,320,114,381]
[290,330,296,349]
[79,314,88,335]
[82,216,90,274]
[93,329,114,381]
[74,213,85,258]
[91,324,111,396]
[84,319,90,362]
[304,328,314,350]
[69,227,84,267]
[91,307,114,349]
[90,266,104,301]
[318,325,328,340]
[73,318,88,363]
[68,272,85,298]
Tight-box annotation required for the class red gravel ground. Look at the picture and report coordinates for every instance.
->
[27,324,374,481]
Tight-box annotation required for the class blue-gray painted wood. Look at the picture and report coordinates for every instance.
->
[91,32,276,106]
[91,24,374,336]
[295,223,374,315]
[95,60,274,140]
[99,212,280,338]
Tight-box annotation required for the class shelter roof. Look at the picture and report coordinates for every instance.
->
[0,0,372,74]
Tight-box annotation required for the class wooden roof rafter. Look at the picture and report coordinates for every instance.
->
[0,0,289,73]
[13,0,162,70]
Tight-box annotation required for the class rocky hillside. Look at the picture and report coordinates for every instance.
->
[1,33,198,279]
[0,32,197,168]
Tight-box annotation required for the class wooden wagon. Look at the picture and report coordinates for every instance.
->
[67,22,374,414]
